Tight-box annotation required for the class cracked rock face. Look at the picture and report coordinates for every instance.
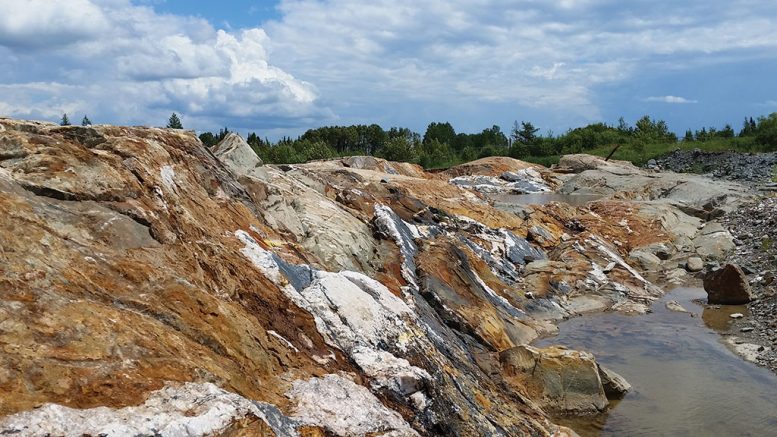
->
[0,121,752,436]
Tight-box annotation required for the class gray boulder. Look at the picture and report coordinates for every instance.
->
[686,256,704,272]
[597,364,631,399]
[628,249,662,271]
[212,133,263,176]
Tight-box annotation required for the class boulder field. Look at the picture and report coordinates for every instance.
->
[0,120,753,436]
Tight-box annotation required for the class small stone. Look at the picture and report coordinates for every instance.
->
[410,391,427,410]
[741,327,755,332]
[665,300,689,313]
[685,257,704,272]
[730,313,744,319]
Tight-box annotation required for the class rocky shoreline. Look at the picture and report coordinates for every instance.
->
[651,149,777,372]
[719,195,777,371]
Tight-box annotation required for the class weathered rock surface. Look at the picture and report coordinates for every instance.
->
[703,264,753,304]
[0,119,752,435]
[212,132,263,176]
[0,382,299,437]
[558,154,751,214]
[499,345,617,415]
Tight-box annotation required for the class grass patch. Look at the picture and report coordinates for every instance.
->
[523,155,561,167]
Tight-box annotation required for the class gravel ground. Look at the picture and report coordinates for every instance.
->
[649,149,777,182]
[720,195,777,372]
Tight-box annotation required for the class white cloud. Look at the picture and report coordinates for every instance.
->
[644,96,698,104]
[262,0,777,128]
[0,0,110,48]
[2,0,777,133]
[0,0,325,130]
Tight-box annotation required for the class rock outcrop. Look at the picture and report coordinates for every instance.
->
[558,154,750,214]
[499,345,629,415]
[703,264,753,304]
[0,119,751,435]
[212,132,263,176]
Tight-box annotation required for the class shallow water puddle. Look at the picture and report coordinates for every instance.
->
[536,287,777,436]
[492,193,602,208]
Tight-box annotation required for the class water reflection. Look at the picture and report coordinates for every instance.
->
[535,288,777,437]
[701,301,749,331]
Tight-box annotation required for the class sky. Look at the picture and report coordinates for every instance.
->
[1,0,776,139]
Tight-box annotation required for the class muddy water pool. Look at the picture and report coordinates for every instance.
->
[536,287,777,436]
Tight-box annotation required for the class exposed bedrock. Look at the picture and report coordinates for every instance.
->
[0,122,749,435]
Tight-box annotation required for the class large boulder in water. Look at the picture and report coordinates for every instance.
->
[499,345,619,415]
[703,263,752,304]
[597,364,631,399]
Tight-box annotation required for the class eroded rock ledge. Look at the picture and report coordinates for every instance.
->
[0,120,751,436]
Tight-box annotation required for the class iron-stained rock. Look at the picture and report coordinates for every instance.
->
[703,264,753,304]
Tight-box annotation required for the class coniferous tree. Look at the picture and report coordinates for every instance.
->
[719,124,734,139]
[740,117,756,136]
[198,132,217,147]
[81,115,92,126]
[514,121,540,145]
[216,127,230,142]
[60,113,70,126]
[617,116,631,133]
[167,113,183,129]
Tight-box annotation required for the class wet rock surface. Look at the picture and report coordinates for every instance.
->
[0,119,761,435]
[596,364,631,400]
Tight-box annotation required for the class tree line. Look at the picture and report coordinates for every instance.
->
[58,111,777,167]
[197,113,777,168]
[58,112,182,128]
